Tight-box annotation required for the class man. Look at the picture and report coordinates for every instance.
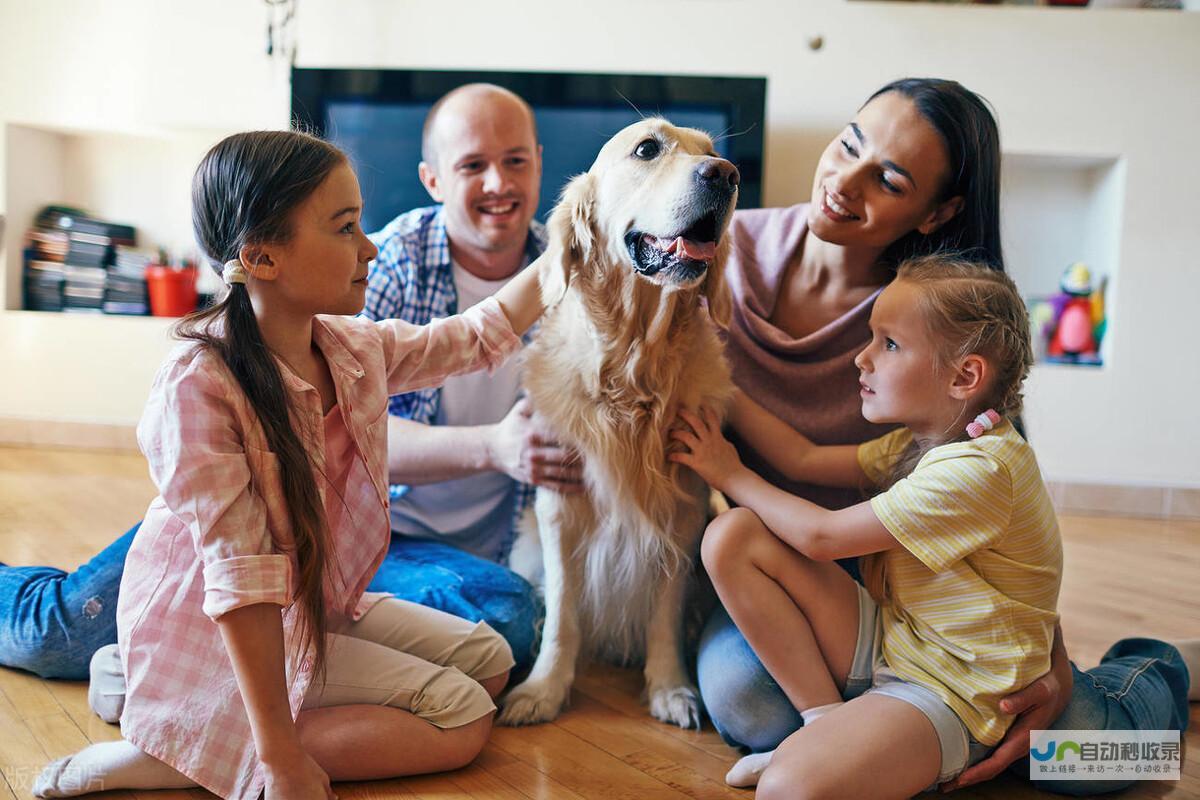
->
[361,84,581,669]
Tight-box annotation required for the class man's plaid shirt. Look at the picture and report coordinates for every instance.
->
[363,205,548,559]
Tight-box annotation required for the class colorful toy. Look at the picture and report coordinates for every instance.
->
[1041,262,1106,365]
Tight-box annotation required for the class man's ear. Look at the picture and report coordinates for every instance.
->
[418,161,443,204]
[541,172,596,306]
[918,195,965,236]
[948,353,989,401]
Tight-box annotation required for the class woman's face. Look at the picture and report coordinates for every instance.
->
[808,92,962,251]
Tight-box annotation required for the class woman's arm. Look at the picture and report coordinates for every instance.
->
[671,408,896,560]
[728,391,867,489]
[218,604,334,800]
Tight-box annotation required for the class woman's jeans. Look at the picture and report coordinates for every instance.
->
[697,605,1191,796]
[0,524,543,679]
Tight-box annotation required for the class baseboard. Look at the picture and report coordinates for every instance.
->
[0,416,138,452]
[1045,480,1199,520]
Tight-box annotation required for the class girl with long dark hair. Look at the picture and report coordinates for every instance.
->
[35,130,546,800]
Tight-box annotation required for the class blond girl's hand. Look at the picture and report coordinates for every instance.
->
[668,407,744,491]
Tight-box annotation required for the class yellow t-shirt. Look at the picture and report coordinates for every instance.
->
[857,421,1062,746]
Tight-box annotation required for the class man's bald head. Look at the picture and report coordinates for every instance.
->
[421,83,539,168]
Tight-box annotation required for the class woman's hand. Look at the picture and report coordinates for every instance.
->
[668,407,746,492]
[263,747,336,800]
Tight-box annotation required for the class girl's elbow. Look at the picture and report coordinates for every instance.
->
[802,530,841,562]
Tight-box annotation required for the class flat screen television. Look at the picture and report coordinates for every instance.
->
[291,68,767,235]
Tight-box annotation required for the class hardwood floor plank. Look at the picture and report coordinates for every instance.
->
[0,670,62,722]
[2,446,1198,800]
[467,747,587,800]
[0,689,50,800]
[490,722,692,800]
[43,681,123,745]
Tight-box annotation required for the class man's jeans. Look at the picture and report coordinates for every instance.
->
[367,536,543,670]
[0,525,544,679]
[697,605,1191,796]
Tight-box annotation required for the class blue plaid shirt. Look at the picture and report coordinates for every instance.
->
[363,206,548,558]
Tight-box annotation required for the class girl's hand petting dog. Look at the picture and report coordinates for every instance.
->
[669,407,746,492]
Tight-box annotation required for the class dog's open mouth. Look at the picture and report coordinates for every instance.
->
[625,210,720,282]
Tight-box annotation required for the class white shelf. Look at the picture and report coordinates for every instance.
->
[2,122,230,312]
[1000,150,1123,367]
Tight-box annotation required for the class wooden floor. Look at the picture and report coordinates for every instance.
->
[1,445,1197,800]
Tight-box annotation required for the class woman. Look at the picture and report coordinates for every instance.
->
[697,77,1192,795]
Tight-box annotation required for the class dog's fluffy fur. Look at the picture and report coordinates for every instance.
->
[501,119,737,728]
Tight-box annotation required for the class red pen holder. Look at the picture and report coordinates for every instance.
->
[145,265,198,317]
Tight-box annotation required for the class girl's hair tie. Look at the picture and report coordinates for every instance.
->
[966,409,1001,439]
[223,259,248,286]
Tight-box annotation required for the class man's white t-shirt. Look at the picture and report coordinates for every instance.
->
[388,259,524,560]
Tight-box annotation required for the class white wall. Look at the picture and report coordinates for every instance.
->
[1,0,1198,487]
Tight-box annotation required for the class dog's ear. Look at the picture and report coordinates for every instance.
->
[702,241,732,330]
[541,173,597,306]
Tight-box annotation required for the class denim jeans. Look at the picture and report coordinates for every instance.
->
[367,537,543,671]
[0,524,137,679]
[0,525,544,679]
[697,606,1191,796]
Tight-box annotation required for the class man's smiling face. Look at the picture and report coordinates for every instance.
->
[420,87,543,265]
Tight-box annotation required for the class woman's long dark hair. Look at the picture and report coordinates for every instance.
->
[177,130,346,679]
[868,78,1004,272]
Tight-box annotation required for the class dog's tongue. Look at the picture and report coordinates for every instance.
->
[675,237,715,261]
[649,235,715,262]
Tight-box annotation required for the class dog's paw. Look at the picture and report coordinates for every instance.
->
[498,678,570,726]
[648,683,703,729]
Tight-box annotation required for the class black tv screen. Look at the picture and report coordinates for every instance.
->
[292,68,767,236]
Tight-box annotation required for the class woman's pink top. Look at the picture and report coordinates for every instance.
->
[724,204,897,509]
[118,299,520,799]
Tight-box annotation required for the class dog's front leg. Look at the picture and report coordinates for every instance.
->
[498,491,586,725]
[643,558,703,729]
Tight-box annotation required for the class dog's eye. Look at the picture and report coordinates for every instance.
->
[633,139,661,160]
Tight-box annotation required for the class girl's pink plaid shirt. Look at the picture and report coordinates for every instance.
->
[116,298,521,799]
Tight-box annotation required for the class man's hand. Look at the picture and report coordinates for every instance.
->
[487,398,583,493]
[941,629,1074,791]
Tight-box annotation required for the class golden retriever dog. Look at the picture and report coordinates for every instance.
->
[500,119,739,728]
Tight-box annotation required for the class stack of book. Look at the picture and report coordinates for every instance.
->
[105,246,155,315]
[23,230,70,311]
[62,232,111,313]
[23,206,140,314]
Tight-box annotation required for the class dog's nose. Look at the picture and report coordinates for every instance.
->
[696,158,740,191]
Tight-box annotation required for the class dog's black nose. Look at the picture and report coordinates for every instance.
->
[696,158,740,192]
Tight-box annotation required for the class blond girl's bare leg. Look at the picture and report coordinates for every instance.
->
[756,695,941,800]
[701,507,861,709]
